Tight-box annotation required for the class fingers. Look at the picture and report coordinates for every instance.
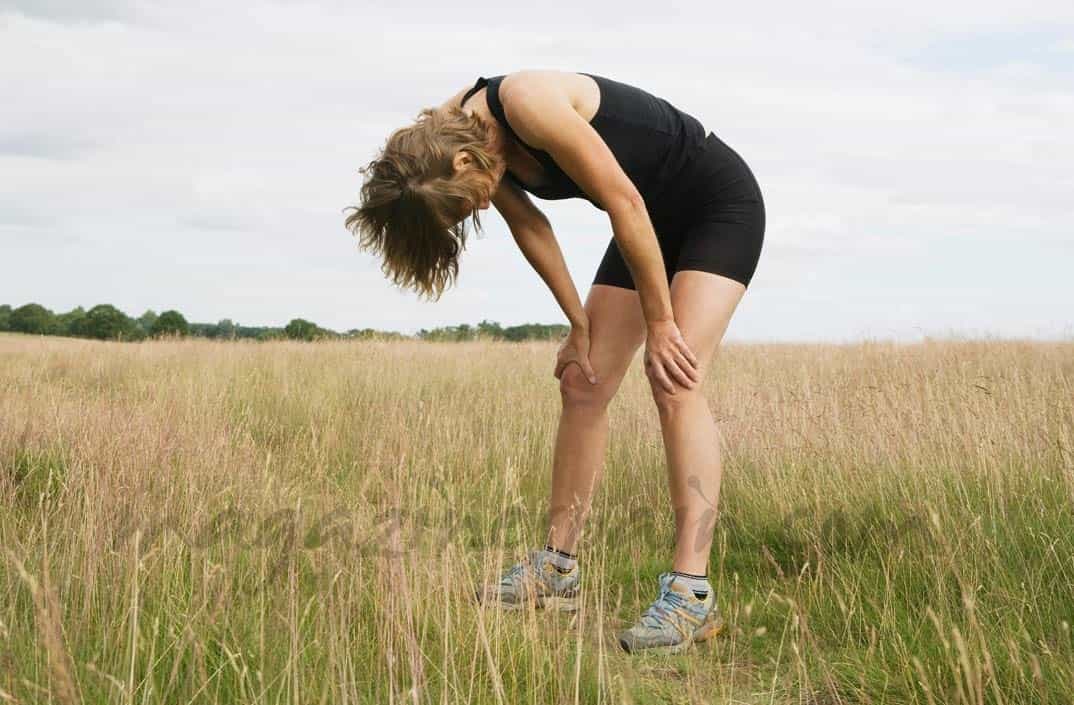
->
[581,357,598,385]
[671,347,700,385]
[664,330,700,391]
[654,351,695,391]
[646,355,676,394]
[646,349,701,394]
[554,357,598,385]
[643,323,704,395]
[677,336,699,369]
[664,355,697,390]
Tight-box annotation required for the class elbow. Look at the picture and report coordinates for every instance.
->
[607,189,646,218]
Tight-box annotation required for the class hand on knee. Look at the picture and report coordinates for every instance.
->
[559,363,614,410]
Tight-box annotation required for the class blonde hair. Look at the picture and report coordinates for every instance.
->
[344,105,503,301]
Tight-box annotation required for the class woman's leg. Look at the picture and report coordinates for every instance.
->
[646,270,746,574]
[546,283,647,553]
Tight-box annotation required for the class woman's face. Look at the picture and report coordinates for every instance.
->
[479,163,507,209]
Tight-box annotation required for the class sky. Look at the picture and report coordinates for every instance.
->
[1,1,1072,341]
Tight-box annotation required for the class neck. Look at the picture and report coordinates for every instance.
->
[459,100,510,182]
[477,114,510,179]
[474,111,507,156]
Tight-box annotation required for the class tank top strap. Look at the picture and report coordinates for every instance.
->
[460,76,488,108]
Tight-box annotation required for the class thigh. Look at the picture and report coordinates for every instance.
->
[668,270,746,379]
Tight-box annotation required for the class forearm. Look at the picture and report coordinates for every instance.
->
[606,197,675,327]
[510,223,588,330]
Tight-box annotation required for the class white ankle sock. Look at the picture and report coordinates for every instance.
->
[541,546,578,572]
[670,571,711,598]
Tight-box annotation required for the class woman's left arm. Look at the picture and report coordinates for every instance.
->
[603,195,700,393]
[498,74,700,393]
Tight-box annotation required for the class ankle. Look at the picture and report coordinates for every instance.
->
[541,545,578,572]
[669,570,711,599]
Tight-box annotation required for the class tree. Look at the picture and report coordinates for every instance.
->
[215,319,237,339]
[0,304,11,331]
[137,310,159,334]
[82,304,138,340]
[346,327,406,341]
[503,323,569,341]
[284,318,320,341]
[151,310,189,337]
[56,307,87,337]
[9,303,55,335]
[477,319,504,340]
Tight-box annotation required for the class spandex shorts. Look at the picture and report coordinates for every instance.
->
[592,131,765,290]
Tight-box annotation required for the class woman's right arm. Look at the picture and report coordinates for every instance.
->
[491,180,587,332]
[510,224,587,331]
[492,180,598,384]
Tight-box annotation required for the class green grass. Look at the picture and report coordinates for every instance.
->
[1,333,1072,703]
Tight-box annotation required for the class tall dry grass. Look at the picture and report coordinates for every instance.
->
[1,332,1071,704]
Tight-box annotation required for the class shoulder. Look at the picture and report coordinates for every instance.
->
[498,71,582,148]
[498,70,569,110]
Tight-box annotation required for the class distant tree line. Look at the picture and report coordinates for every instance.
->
[416,320,569,342]
[0,304,567,343]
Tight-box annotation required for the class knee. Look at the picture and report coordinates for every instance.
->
[559,363,615,410]
[648,376,706,417]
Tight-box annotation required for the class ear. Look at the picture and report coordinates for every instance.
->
[452,149,473,173]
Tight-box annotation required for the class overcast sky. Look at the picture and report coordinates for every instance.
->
[2,1,1071,340]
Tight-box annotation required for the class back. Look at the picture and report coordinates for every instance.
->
[469,72,709,212]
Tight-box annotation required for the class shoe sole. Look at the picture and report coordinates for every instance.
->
[536,595,579,612]
[475,589,580,613]
[496,594,579,612]
[619,616,724,655]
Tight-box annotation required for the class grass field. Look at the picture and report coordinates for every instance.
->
[1,332,1072,704]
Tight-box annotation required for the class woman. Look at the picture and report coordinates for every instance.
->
[345,69,765,654]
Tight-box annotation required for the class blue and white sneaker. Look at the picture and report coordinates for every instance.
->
[475,549,580,612]
[618,572,723,653]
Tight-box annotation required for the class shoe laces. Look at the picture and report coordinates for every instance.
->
[500,561,529,587]
[500,551,544,587]
[639,576,690,629]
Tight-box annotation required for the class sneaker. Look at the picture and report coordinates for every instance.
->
[475,549,580,612]
[617,572,723,654]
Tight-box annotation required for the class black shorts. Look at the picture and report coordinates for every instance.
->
[592,131,765,289]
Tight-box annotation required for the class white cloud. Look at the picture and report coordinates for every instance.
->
[1,1,1072,340]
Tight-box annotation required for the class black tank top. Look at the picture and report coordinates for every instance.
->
[459,72,707,212]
